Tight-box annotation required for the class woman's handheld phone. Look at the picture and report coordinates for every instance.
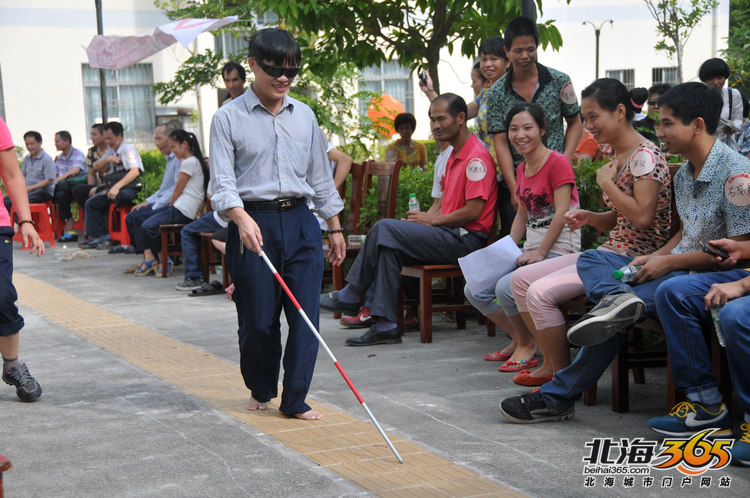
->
[419,70,427,84]
[702,242,730,261]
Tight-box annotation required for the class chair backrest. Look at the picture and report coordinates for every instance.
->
[361,159,404,230]
[337,161,366,234]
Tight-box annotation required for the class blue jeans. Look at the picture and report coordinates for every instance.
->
[539,249,688,409]
[181,212,222,279]
[140,206,192,255]
[655,270,750,416]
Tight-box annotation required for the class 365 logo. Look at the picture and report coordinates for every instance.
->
[652,429,733,475]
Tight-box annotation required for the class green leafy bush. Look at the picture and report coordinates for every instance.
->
[135,149,167,204]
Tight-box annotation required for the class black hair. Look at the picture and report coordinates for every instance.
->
[23,131,42,143]
[472,62,487,83]
[431,93,468,119]
[504,16,539,50]
[503,102,547,135]
[221,61,246,82]
[648,83,671,98]
[91,123,104,134]
[103,122,124,137]
[248,28,301,67]
[657,82,722,135]
[698,58,730,82]
[56,131,72,144]
[169,129,209,191]
[742,92,750,119]
[581,78,648,121]
[479,37,508,59]
[393,113,417,131]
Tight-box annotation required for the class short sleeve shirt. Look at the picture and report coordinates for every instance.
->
[21,150,56,196]
[487,63,580,169]
[516,150,580,254]
[673,139,750,254]
[439,134,498,233]
[0,118,13,227]
[385,141,427,166]
[173,156,205,220]
[432,145,453,199]
[600,141,672,256]
[103,141,143,174]
[55,147,87,177]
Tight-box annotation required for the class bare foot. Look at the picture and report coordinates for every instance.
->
[246,397,269,411]
[506,344,537,364]
[528,366,554,378]
[294,409,323,420]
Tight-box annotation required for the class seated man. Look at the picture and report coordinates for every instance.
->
[3,131,55,216]
[52,130,87,241]
[72,124,108,238]
[123,123,179,266]
[79,122,142,249]
[650,237,750,465]
[320,93,497,346]
[500,82,750,423]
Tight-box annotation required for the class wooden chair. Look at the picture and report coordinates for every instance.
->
[158,224,185,277]
[199,231,231,288]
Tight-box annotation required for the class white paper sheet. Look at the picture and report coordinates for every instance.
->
[458,236,522,296]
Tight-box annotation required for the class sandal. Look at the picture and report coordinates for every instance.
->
[498,358,539,372]
[156,257,173,278]
[124,263,142,274]
[188,280,224,297]
[134,259,158,276]
[513,369,554,387]
[483,351,512,362]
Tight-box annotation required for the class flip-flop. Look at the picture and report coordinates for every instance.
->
[498,358,539,372]
[483,351,512,362]
[513,369,554,387]
[189,280,225,297]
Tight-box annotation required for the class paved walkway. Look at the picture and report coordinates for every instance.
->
[2,245,748,496]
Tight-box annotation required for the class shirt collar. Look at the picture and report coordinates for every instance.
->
[244,85,294,115]
[693,138,723,183]
[503,62,551,91]
[451,134,479,164]
[30,149,46,160]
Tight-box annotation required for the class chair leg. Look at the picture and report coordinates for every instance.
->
[332,265,344,320]
[611,346,630,413]
[632,331,646,384]
[160,231,169,278]
[418,273,433,343]
[452,277,466,329]
[583,383,598,406]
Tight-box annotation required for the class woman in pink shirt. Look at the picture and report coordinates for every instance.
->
[0,117,44,401]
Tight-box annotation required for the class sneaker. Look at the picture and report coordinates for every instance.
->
[567,293,645,346]
[345,325,402,346]
[339,306,375,328]
[320,291,360,315]
[731,423,750,466]
[96,237,114,250]
[499,391,574,424]
[57,231,78,242]
[175,277,205,291]
[3,362,42,402]
[647,401,732,437]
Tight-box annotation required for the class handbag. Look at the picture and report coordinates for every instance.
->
[102,169,142,190]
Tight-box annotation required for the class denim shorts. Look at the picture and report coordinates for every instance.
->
[0,226,24,337]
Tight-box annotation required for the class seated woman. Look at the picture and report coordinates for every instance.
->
[464,102,580,375]
[509,78,672,386]
[384,113,427,167]
[134,129,208,277]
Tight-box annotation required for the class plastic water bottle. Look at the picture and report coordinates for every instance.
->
[613,265,641,283]
[408,193,420,212]
[710,306,726,348]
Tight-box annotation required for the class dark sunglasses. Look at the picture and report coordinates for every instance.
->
[255,59,300,79]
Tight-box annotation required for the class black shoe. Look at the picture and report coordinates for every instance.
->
[96,238,114,250]
[3,362,42,402]
[567,293,645,346]
[320,291,360,315]
[345,325,402,346]
[499,392,574,424]
[78,237,99,249]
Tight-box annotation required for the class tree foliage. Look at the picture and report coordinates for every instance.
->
[644,0,719,83]
[724,0,750,92]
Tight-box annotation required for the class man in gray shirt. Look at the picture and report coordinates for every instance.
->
[210,28,345,421]
[3,131,55,216]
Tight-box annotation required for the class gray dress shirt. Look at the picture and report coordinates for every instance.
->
[21,149,56,196]
[147,152,180,209]
[209,86,343,222]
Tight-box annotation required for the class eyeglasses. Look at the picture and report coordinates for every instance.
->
[255,59,300,79]
[647,100,658,106]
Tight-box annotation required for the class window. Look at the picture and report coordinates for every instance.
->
[652,67,678,87]
[359,61,414,115]
[0,66,5,120]
[605,69,635,90]
[214,32,247,58]
[82,63,156,144]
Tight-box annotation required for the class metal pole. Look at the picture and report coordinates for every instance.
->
[583,20,613,81]
[521,0,536,21]
[95,0,107,124]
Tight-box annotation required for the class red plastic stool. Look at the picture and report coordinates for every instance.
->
[108,203,133,245]
[52,203,85,239]
[11,201,56,248]
[0,453,11,498]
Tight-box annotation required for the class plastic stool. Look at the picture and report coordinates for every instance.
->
[11,201,56,248]
[108,204,133,245]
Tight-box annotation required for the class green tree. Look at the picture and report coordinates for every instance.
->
[644,0,719,83]
[724,0,750,92]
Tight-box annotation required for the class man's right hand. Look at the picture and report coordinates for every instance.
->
[234,210,263,255]
[708,238,744,267]
[564,209,590,230]
[132,201,150,211]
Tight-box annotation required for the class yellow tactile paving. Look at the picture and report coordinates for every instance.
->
[14,272,524,497]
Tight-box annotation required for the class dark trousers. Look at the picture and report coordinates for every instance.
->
[54,176,88,221]
[0,226,24,338]
[126,205,168,252]
[140,206,191,255]
[72,183,97,217]
[496,181,515,238]
[84,188,139,238]
[225,204,323,415]
[345,219,487,323]
[181,212,222,279]
[4,190,53,221]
